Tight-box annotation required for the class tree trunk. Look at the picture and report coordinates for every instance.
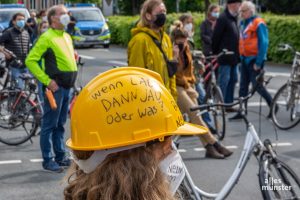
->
[204,0,210,14]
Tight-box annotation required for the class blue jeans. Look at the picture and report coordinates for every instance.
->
[239,60,272,107]
[10,67,29,89]
[40,87,70,164]
[217,65,238,103]
[195,82,214,129]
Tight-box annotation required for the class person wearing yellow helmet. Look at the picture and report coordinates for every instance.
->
[64,67,208,199]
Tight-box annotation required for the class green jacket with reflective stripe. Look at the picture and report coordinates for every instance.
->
[26,28,77,88]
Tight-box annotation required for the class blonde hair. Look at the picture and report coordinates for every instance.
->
[64,143,176,200]
[140,0,164,28]
[169,20,183,34]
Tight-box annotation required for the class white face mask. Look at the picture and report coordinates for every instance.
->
[184,23,193,32]
[60,14,70,27]
[159,150,185,195]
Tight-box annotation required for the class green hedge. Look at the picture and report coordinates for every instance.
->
[108,13,300,64]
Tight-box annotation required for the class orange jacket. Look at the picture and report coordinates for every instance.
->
[239,17,266,57]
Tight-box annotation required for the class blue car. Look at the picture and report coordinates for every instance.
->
[67,4,111,48]
[0,4,30,36]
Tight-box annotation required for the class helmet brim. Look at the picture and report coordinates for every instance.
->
[173,122,208,135]
[66,123,208,151]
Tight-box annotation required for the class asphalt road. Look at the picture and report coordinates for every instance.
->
[0,45,299,200]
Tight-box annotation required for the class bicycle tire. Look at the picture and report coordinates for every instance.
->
[0,94,40,145]
[259,155,300,200]
[175,178,197,200]
[271,83,300,130]
[211,86,226,140]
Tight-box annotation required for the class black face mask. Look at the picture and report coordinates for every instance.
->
[177,43,185,52]
[153,13,166,27]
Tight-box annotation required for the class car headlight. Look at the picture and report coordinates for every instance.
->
[74,27,81,36]
[101,29,110,35]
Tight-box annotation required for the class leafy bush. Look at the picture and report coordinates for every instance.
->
[261,0,300,15]
[108,13,300,64]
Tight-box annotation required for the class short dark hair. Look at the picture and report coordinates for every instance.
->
[12,13,25,21]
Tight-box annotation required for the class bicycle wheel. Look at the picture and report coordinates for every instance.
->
[211,86,226,140]
[259,155,300,200]
[0,94,40,145]
[271,82,300,130]
[175,178,197,200]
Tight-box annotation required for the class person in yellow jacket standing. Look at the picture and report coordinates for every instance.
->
[128,0,179,99]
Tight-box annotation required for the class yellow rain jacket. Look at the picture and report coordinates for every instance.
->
[128,24,177,99]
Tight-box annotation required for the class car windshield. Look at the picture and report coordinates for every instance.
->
[0,10,28,23]
[70,9,104,21]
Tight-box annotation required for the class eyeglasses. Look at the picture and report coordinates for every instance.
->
[240,9,249,13]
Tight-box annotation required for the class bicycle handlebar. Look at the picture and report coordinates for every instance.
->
[277,43,295,52]
[205,49,234,60]
[190,71,265,112]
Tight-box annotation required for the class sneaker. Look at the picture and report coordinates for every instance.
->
[43,160,64,173]
[229,113,243,121]
[56,157,71,168]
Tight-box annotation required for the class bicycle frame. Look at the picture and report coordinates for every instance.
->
[175,123,264,200]
[203,57,219,83]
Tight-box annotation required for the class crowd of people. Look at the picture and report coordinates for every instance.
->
[0,0,275,198]
[66,0,273,198]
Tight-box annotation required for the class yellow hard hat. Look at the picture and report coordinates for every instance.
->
[66,67,208,151]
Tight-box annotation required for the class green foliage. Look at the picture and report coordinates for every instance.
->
[262,0,300,15]
[263,14,300,63]
[179,0,205,12]
[107,15,139,45]
[116,0,216,15]
[108,13,300,64]
[0,0,17,3]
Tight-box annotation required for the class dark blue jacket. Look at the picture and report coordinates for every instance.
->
[212,8,240,66]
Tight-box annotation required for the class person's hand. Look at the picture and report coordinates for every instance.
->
[253,64,260,71]
[47,80,59,92]
[4,53,12,60]
[0,47,12,60]
[173,44,179,61]
[186,87,199,99]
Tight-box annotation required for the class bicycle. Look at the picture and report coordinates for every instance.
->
[270,44,300,130]
[175,72,300,200]
[193,49,233,141]
[0,47,42,145]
